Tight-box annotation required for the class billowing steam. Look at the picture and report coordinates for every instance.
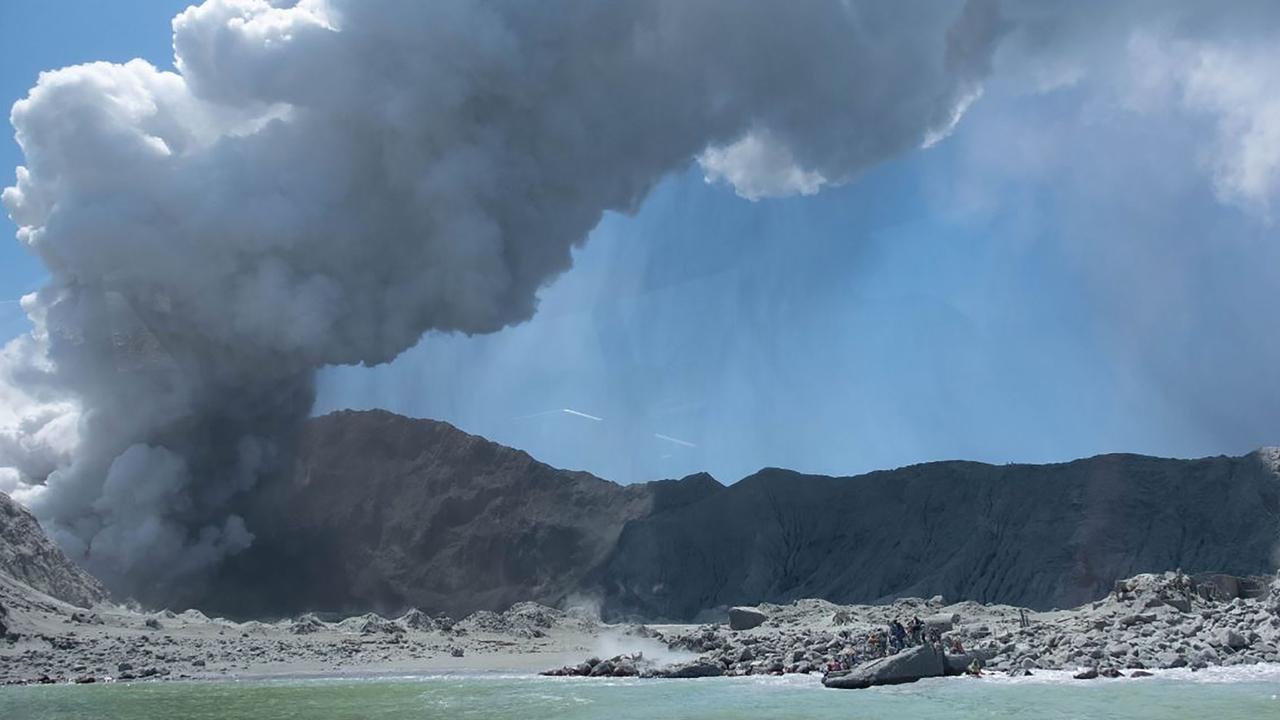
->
[0,0,1004,603]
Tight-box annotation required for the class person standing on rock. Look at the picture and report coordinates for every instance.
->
[927,626,942,646]
[908,616,922,646]
[891,620,907,650]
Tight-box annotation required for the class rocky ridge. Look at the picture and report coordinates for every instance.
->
[205,410,721,618]
[0,491,107,609]
[597,449,1280,619]
[208,411,1280,621]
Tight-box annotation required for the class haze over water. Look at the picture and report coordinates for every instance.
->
[6,672,1280,720]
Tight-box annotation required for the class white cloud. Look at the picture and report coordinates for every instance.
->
[698,132,828,201]
[1180,46,1280,217]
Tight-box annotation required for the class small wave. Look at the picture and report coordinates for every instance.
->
[978,663,1280,686]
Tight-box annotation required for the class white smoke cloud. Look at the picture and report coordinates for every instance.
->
[1126,35,1280,218]
[995,1,1280,220]
[699,131,829,201]
[0,0,1004,603]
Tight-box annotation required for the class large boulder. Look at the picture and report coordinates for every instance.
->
[1213,628,1248,650]
[823,644,948,690]
[650,659,725,678]
[923,613,959,634]
[728,606,768,631]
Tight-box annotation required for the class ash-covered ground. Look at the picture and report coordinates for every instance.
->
[3,569,1276,686]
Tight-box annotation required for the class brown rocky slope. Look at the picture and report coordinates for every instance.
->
[204,410,719,618]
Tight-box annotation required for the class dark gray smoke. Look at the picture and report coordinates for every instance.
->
[0,0,1009,602]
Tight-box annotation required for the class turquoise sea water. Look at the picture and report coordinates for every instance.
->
[4,668,1279,720]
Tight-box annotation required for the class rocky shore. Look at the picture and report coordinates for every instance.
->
[2,569,1277,688]
[540,571,1280,687]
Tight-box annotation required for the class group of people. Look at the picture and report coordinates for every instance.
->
[824,616,953,674]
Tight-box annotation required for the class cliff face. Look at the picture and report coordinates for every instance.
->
[595,450,1280,620]
[205,411,1280,621]
[0,491,107,609]
[206,410,720,618]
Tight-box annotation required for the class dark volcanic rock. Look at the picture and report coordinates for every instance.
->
[208,410,722,618]
[192,412,1280,622]
[823,644,948,689]
[597,449,1280,619]
[728,607,768,631]
[651,659,725,679]
[0,491,107,608]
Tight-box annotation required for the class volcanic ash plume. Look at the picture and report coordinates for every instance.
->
[0,0,1003,604]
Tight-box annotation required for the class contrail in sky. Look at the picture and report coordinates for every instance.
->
[514,408,604,422]
[513,409,561,421]
[655,433,697,448]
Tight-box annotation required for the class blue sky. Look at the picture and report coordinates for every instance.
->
[3,1,1278,486]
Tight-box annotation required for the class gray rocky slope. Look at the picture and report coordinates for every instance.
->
[0,491,106,609]
[596,447,1280,620]
[201,411,1279,622]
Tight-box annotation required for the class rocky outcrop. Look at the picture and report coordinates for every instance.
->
[974,570,1280,673]
[542,653,646,678]
[0,492,106,609]
[651,659,725,678]
[546,570,1280,684]
[1190,573,1272,602]
[728,607,768,630]
[822,643,948,689]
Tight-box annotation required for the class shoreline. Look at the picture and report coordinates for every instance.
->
[10,662,1280,688]
[4,571,1278,689]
